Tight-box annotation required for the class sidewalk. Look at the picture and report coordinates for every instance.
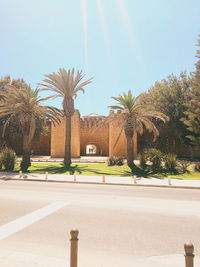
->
[1,172,200,189]
[17,156,109,163]
[0,249,200,267]
[0,250,67,267]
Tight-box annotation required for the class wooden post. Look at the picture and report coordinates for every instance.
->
[184,242,194,267]
[168,177,172,186]
[70,229,79,267]
[19,171,22,178]
[102,175,105,183]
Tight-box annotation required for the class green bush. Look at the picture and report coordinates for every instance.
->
[146,148,163,171]
[107,156,124,166]
[176,160,190,174]
[194,162,200,172]
[1,148,16,171]
[0,153,2,170]
[164,153,177,173]
[139,152,147,169]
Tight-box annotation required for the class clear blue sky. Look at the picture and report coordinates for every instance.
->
[1,0,200,115]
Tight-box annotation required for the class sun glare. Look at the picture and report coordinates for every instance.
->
[81,0,89,71]
[97,0,113,64]
[80,0,144,70]
[115,0,142,63]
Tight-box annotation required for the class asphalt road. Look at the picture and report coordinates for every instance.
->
[0,180,200,267]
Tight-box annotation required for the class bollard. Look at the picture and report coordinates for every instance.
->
[168,177,172,186]
[102,175,105,183]
[45,172,48,180]
[133,176,137,184]
[74,174,76,182]
[184,242,194,267]
[19,171,22,178]
[70,229,79,267]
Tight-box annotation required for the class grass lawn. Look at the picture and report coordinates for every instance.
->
[11,162,200,179]
[28,163,133,176]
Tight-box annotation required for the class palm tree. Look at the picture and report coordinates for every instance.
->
[108,90,168,169]
[39,68,93,166]
[0,84,61,171]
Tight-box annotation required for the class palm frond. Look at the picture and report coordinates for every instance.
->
[110,90,168,140]
[38,68,92,112]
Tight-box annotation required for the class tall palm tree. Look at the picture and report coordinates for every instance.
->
[39,68,93,166]
[109,90,168,169]
[0,84,61,171]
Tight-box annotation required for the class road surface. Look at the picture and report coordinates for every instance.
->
[0,180,199,266]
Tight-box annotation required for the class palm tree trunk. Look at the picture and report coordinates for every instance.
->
[126,134,134,168]
[64,114,72,166]
[124,118,136,170]
[20,134,31,171]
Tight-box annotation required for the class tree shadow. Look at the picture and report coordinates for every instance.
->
[30,164,116,175]
[25,163,185,179]
[126,165,173,179]
[30,164,85,174]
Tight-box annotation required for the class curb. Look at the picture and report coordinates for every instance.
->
[1,177,200,190]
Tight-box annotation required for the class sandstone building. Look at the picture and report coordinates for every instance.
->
[51,110,137,158]
[9,110,200,158]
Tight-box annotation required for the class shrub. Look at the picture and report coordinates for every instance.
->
[107,156,124,166]
[146,148,163,171]
[1,148,16,171]
[164,153,177,173]
[139,152,147,169]
[194,162,200,172]
[0,153,2,170]
[107,156,115,166]
[176,160,190,174]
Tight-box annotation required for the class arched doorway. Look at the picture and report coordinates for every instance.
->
[86,144,100,156]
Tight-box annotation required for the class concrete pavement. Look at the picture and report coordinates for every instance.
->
[0,249,67,267]
[1,249,200,267]
[0,181,200,266]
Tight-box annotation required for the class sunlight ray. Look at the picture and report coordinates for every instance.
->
[97,0,113,66]
[116,0,143,64]
[81,0,89,71]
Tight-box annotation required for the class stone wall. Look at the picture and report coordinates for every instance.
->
[109,119,137,158]
[51,110,80,157]
[32,133,51,155]
[50,111,138,158]
[5,127,51,156]
[80,123,109,156]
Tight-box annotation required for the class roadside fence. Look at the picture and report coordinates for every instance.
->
[18,171,176,187]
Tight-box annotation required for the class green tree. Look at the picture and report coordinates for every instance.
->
[109,90,168,170]
[0,76,26,92]
[182,36,200,145]
[0,76,27,149]
[140,72,192,153]
[39,68,93,166]
[0,84,61,171]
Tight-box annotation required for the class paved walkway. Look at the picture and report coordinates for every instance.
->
[1,172,200,266]
[0,250,67,267]
[17,156,109,163]
[1,172,200,189]
[0,249,199,267]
